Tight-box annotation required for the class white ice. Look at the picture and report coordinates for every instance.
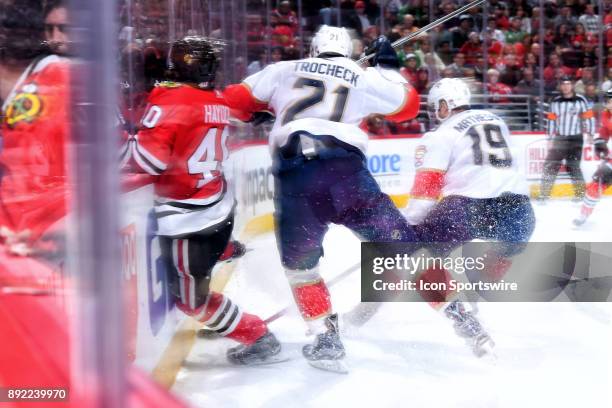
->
[172,198,612,408]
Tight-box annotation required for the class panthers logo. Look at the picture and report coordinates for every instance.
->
[4,85,43,128]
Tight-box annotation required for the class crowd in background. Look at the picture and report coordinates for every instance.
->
[112,0,612,135]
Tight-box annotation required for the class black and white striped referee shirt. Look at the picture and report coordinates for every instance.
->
[546,94,595,138]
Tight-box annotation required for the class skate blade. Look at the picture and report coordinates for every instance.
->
[473,338,497,362]
[236,354,290,367]
[308,359,349,374]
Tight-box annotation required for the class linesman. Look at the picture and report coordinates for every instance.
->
[539,76,595,201]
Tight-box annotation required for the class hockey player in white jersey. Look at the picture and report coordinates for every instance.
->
[224,27,421,372]
[404,78,536,356]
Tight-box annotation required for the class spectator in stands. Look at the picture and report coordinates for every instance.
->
[401,13,419,35]
[499,53,522,87]
[482,18,505,44]
[523,52,539,71]
[578,3,599,33]
[515,67,542,98]
[247,50,266,76]
[347,1,372,37]
[505,17,526,44]
[584,83,598,108]
[486,68,513,102]
[415,36,445,73]
[493,4,510,30]
[575,67,595,95]
[516,5,532,34]
[413,67,430,94]
[318,0,338,26]
[400,53,418,84]
[554,24,572,49]
[271,46,284,63]
[601,67,612,92]
[365,114,391,136]
[437,40,453,65]
[44,0,70,55]
[543,53,572,83]
[271,0,298,34]
[271,25,295,48]
[447,53,467,78]
[450,15,472,51]
[554,6,577,28]
[460,32,483,66]
[571,23,588,45]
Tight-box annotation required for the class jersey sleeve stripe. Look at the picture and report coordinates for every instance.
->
[133,135,168,170]
[131,143,165,175]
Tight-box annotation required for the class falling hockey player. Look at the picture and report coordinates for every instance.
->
[574,88,612,226]
[403,78,536,356]
[224,27,421,372]
[124,36,282,365]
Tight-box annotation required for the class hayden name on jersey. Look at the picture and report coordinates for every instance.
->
[404,109,529,225]
[127,83,234,237]
[223,56,419,153]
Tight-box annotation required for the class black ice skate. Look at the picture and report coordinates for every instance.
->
[444,301,495,358]
[303,314,348,373]
[227,331,285,366]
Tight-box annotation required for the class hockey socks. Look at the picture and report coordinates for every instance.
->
[285,267,332,333]
[178,292,267,345]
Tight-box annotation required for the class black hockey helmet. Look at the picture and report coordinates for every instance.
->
[0,0,46,61]
[168,36,222,88]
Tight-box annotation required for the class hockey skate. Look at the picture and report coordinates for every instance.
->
[227,331,285,366]
[444,301,495,358]
[303,314,348,374]
[572,215,587,227]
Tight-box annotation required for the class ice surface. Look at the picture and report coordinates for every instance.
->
[172,198,612,408]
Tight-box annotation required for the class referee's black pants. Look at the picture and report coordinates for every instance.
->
[540,135,585,199]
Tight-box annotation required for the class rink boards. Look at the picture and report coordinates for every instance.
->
[120,132,610,386]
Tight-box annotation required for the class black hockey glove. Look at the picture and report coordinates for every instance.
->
[593,138,609,159]
[364,36,399,69]
[248,110,275,126]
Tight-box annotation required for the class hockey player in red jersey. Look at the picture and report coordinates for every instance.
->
[124,36,281,364]
[574,88,612,226]
[0,0,70,256]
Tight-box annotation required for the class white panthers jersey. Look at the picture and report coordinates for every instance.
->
[242,56,411,153]
[419,109,528,198]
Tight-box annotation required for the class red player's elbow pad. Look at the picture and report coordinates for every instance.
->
[386,85,420,123]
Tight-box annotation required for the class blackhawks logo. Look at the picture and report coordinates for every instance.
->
[4,84,43,128]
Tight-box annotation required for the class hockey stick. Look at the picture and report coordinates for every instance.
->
[263,262,361,324]
[357,0,486,65]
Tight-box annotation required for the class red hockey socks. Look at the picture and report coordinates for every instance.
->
[285,267,332,331]
[178,292,267,345]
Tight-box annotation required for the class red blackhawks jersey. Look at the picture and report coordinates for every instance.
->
[0,55,70,244]
[129,83,233,236]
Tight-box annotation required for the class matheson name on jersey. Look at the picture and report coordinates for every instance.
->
[453,112,498,132]
[294,61,360,86]
[204,104,230,124]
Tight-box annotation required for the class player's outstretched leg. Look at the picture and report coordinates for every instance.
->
[574,164,611,226]
[178,292,282,365]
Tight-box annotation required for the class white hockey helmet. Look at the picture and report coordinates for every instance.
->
[427,78,471,122]
[309,25,353,58]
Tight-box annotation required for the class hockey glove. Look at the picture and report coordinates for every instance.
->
[248,110,275,126]
[364,36,400,69]
[594,138,609,159]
